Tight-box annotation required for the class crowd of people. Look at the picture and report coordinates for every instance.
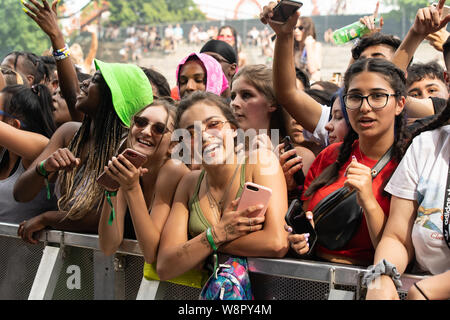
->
[1,0,449,300]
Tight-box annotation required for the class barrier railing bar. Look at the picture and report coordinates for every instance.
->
[0,222,426,294]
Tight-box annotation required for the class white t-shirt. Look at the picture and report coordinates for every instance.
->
[385,125,450,275]
[303,104,330,148]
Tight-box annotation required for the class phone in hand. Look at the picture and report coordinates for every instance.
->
[97,148,147,190]
[271,0,303,24]
[237,182,272,218]
[281,136,305,186]
[285,199,317,251]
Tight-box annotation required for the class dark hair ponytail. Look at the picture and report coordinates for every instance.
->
[7,84,56,138]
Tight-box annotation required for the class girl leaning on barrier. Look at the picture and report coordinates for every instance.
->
[14,0,154,243]
[365,101,450,300]
[294,58,408,265]
[14,60,153,243]
[98,98,190,264]
[156,91,289,282]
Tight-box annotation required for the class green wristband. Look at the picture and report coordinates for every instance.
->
[35,160,51,200]
[105,190,118,226]
[206,227,218,252]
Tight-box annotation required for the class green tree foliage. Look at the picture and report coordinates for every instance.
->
[106,0,206,27]
[0,0,51,58]
[385,0,432,23]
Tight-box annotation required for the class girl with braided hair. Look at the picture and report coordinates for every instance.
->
[287,58,409,266]
[14,60,153,244]
[366,100,450,300]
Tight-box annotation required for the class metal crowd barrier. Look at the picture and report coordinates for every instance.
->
[0,222,425,300]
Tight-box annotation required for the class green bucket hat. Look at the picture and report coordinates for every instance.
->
[94,59,153,127]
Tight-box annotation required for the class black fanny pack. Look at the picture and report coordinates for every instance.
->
[312,147,393,251]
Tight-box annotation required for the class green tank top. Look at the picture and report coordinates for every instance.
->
[188,163,246,238]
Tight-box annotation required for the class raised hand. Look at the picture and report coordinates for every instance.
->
[411,0,450,37]
[260,1,301,37]
[22,0,61,39]
[359,1,384,34]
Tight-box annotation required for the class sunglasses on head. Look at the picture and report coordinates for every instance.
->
[133,115,170,135]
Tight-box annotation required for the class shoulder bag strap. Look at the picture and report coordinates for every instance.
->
[370,146,394,179]
[443,162,450,249]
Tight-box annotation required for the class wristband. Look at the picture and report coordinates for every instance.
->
[362,259,402,289]
[206,227,218,251]
[53,44,70,61]
[35,160,51,200]
[105,190,118,226]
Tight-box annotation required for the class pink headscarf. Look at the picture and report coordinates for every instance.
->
[176,53,229,97]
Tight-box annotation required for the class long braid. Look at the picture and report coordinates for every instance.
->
[304,128,358,197]
[57,81,127,221]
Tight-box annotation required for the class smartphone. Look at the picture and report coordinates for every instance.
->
[237,182,272,218]
[97,148,147,190]
[271,0,303,24]
[281,136,305,186]
[285,199,317,250]
[432,2,450,16]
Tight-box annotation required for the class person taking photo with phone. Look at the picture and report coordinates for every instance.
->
[98,99,190,264]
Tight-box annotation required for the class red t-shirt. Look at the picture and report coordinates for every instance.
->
[301,140,398,265]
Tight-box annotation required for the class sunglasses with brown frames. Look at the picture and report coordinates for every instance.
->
[133,115,171,135]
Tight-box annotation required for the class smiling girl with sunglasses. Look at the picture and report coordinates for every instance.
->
[98,99,190,263]
[156,91,289,283]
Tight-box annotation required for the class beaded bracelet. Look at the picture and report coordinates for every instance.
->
[53,44,70,61]
[105,190,118,226]
[35,160,51,200]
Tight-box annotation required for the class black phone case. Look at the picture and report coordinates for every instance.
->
[271,1,302,23]
[285,199,317,253]
[282,136,306,186]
